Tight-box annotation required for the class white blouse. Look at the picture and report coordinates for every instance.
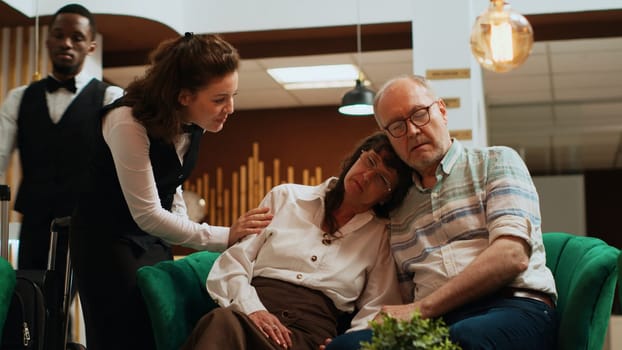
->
[207,178,401,332]
[102,107,229,251]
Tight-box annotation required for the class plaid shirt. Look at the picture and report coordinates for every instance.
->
[390,140,557,302]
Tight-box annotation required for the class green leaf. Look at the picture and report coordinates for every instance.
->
[360,312,461,350]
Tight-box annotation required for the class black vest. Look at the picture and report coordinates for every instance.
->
[15,77,109,217]
[75,99,203,240]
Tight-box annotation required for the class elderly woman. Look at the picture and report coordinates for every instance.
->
[182,132,413,350]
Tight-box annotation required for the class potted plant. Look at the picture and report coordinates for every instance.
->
[360,312,461,350]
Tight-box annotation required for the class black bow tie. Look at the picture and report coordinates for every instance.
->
[182,123,204,134]
[46,77,77,93]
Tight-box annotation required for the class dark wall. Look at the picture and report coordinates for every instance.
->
[190,106,381,189]
[585,169,622,250]
[584,169,622,315]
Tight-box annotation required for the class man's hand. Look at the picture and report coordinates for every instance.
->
[228,207,273,246]
[249,310,292,349]
[374,302,422,322]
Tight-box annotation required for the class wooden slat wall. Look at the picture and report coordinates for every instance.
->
[0,25,48,222]
[184,141,323,226]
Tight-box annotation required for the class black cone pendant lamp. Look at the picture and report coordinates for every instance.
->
[339,0,375,116]
[338,76,375,116]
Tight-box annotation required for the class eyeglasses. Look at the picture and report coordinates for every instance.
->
[383,100,439,138]
[360,150,393,193]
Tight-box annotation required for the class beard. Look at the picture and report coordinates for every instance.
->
[407,143,445,175]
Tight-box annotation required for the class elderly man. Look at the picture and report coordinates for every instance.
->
[325,75,558,350]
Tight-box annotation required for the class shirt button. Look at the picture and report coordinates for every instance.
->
[310,255,317,262]
[296,273,303,279]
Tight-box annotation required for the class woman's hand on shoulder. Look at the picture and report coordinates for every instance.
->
[228,207,273,246]
[249,310,292,349]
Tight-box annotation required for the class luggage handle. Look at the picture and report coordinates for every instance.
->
[48,216,71,271]
[1,184,10,260]
[49,215,74,348]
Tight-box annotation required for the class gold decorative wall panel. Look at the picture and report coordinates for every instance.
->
[184,142,323,226]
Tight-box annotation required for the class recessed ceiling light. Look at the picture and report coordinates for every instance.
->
[267,64,359,90]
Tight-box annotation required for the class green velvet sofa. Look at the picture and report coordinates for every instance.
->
[0,257,16,342]
[136,232,621,350]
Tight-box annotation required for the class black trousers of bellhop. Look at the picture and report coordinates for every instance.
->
[18,213,58,269]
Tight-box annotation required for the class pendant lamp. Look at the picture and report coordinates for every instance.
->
[339,1,375,116]
[470,0,534,73]
[338,75,375,116]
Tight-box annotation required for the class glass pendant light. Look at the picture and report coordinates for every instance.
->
[470,0,534,73]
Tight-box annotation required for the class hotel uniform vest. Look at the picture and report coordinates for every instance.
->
[15,77,110,217]
[73,98,203,249]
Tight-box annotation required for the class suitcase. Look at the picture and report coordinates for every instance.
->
[0,185,82,350]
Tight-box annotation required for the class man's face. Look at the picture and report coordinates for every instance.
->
[46,13,95,78]
[374,79,451,176]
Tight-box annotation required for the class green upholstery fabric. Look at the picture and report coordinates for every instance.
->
[543,232,620,350]
[618,252,622,309]
[0,257,16,342]
[136,251,221,350]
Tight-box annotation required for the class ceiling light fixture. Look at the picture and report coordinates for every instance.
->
[338,0,375,116]
[470,0,534,73]
[267,64,359,90]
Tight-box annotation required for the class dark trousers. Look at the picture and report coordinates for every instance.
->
[182,277,342,350]
[70,222,169,350]
[326,296,558,350]
[18,214,55,269]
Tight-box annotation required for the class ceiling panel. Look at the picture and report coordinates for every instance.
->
[554,86,622,101]
[547,37,622,53]
[553,71,622,91]
[485,89,554,105]
[237,70,282,90]
[484,75,552,95]
[551,51,622,74]
[234,88,299,109]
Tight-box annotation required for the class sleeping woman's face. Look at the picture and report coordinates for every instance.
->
[343,149,398,211]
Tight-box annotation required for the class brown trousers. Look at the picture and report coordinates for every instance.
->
[181,277,342,350]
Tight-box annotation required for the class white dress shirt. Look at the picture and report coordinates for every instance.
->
[0,71,124,179]
[207,178,402,332]
[102,106,230,251]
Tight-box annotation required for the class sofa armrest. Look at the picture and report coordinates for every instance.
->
[137,251,220,350]
[0,257,16,341]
